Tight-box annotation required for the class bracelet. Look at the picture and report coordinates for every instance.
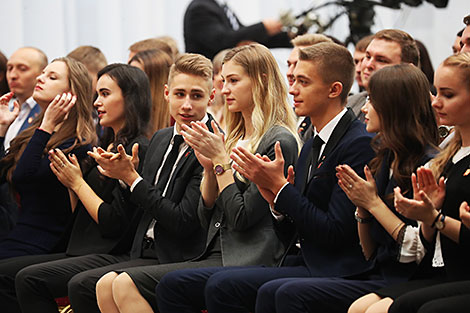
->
[431,212,442,228]
[391,222,405,239]
[355,209,374,224]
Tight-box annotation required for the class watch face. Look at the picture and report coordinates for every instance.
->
[214,164,224,175]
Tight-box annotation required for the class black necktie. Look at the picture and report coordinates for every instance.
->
[308,135,324,181]
[155,135,184,191]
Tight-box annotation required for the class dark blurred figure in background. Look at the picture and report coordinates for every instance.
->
[415,39,435,93]
[0,51,9,96]
[184,0,291,59]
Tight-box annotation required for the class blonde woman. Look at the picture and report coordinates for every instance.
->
[95,44,299,313]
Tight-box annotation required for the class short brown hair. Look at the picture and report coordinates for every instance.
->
[298,42,354,103]
[355,35,374,52]
[67,45,107,73]
[212,49,230,74]
[168,53,213,90]
[373,29,419,66]
[129,38,173,60]
[291,34,332,47]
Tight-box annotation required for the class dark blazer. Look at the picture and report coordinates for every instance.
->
[0,129,90,259]
[371,149,435,283]
[64,135,149,256]
[129,117,216,263]
[275,109,375,277]
[184,0,291,59]
[197,125,299,267]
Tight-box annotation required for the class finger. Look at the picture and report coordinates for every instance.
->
[54,149,70,165]
[69,153,79,167]
[438,177,446,190]
[64,94,77,112]
[210,120,220,136]
[364,165,374,182]
[274,141,284,163]
[411,173,418,197]
[11,100,20,116]
[96,147,107,155]
[421,168,435,187]
[131,143,139,159]
[0,91,14,103]
[50,162,60,177]
[459,201,469,216]
[417,167,427,188]
[96,165,106,176]
[87,150,100,160]
[287,165,295,184]
[118,144,128,158]
[232,162,250,179]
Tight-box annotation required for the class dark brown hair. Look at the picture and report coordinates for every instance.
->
[368,64,438,190]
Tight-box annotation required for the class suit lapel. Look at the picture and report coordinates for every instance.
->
[19,103,40,133]
[307,108,356,184]
[143,129,172,183]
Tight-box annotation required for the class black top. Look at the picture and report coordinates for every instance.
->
[65,135,149,256]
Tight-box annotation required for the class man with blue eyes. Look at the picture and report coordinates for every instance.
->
[348,29,419,121]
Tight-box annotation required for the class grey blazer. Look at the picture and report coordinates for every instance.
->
[197,125,299,267]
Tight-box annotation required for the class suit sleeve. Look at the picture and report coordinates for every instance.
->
[186,3,288,53]
[276,134,374,247]
[218,131,298,232]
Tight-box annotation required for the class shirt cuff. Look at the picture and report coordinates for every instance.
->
[130,176,143,192]
[273,182,290,204]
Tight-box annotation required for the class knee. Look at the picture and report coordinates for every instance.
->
[95,272,118,305]
[349,298,368,313]
[365,298,393,313]
[15,266,37,297]
[111,273,138,305]
[205,272,231,299]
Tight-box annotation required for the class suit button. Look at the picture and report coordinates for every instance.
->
[214,222,221,228]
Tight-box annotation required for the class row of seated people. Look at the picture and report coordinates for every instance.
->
[0,16,470,313]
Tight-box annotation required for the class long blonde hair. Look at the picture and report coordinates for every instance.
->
[430,52,470,178]
[0,57,97,183]
[223,44,298,154]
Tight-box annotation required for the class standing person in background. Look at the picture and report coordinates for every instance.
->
[460,14,470,53]
[0,57,96,259]
[129,49,173,135]
[184,0,291,59]
[452,28,464,55]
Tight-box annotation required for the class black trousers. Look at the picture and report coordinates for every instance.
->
[15,253,156,313]
[389,280,470,313]
[0,253,68,313]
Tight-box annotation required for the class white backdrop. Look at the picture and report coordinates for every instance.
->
[1,0,468,71]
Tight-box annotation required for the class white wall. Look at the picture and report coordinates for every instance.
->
[1,0,467,70]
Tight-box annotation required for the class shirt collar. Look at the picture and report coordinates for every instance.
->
[314,108,347,144]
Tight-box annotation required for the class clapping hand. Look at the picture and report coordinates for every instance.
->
[40,93,76,133]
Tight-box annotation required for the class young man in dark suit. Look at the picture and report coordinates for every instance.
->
[158,42,377,313]
[12,53,215,313]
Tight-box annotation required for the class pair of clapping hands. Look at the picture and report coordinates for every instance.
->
[336,164,470,228]
[49,142,141,191]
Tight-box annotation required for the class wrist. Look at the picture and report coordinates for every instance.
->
[39,122,54,134]
[356,207,372,218]
[123,170,140,186]
[425,210,440,226]
[271,178,288,196]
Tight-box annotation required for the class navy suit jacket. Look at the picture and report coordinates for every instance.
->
[275,109,375,277]
[18,102,40,133]
[184,0,291,59]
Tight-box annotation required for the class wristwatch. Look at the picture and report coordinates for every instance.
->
[434,213,446,231]
[355,210,374,224]
[213,163,231,175]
